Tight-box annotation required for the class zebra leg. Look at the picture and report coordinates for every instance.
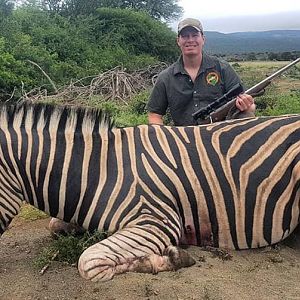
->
[78,227,195,282]
[49,218,85,237]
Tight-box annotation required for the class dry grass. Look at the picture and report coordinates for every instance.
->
[232,60,300,93]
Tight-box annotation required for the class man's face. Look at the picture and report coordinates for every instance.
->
[177,27,205,57]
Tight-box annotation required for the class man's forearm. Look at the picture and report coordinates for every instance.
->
[148,112,164,125]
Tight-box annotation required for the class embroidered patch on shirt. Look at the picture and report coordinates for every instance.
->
[206,71,220,86]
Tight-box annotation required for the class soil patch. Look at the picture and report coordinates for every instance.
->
[1,217,300,300]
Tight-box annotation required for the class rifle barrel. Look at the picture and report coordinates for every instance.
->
[245,58,300,94]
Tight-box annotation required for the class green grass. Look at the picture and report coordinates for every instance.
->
[34,230,108,269]
[19,204,48,221]
[18,206,107,270]
[256,91,300,116]
[18,205,107,269]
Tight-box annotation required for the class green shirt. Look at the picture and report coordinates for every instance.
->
[147,53,243,126]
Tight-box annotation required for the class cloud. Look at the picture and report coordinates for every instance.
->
[204,11,300,33]
[179,0,300,18]
[176,11,300,33]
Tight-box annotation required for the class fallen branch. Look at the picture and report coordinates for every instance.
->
[27,60,58,93]
[21,62,169,105]
[39,250,59,275]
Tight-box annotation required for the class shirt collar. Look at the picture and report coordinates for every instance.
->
[173,53,218,76]
[173,56,186,75]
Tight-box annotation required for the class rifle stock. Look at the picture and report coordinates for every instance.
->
[194,58,300,124]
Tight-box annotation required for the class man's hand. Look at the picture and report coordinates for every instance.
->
[235,94,256,112]
[148,112,164,125]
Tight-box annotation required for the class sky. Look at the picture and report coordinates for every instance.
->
[177,0,300,33]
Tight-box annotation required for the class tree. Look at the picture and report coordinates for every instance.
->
[0,0,14,17]
[280,52,293,61]
[27,0,183,21]
[99,0,183,21]
[0,37,36,101]
[94,8,179,61]
[40,0,101,15]
[40,0,64,13]
[0,6,179,100]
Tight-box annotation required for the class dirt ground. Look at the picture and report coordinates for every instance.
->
[1,217,300,300]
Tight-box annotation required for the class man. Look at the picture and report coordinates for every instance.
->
[147,18,255,126]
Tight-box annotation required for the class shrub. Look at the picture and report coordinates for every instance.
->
[0,7,178,100]
[256,92,300,116]
[34,230,108,268]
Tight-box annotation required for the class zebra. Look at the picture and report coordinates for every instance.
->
[0,102,299,281]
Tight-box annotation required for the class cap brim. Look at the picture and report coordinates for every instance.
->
[178,25,201,34]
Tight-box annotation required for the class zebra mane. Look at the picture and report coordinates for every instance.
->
[0,101,114,133]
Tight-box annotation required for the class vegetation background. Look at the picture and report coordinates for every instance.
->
[1,0,300,125]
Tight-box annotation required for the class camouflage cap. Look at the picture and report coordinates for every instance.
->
[178,18,203,35]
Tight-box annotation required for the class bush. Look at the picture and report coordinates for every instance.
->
[0,37,36,100]
[256,92,300,116]
[94,8,179,63]
[34,230,108,268]
[0,7,179,100]
[91,91,150,127]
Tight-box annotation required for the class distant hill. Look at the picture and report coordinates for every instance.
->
[204,30,300,54]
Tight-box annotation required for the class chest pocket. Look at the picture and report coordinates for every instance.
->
[195,69,224,107]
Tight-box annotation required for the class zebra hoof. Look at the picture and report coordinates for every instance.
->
[48,218,85,237]
[164,245,196,270]
[128,246,196,274]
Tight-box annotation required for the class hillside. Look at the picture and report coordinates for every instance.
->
[204,30,300,54]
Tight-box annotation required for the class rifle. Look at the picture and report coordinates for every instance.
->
[192,57,300,124]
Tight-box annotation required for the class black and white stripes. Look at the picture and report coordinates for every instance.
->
[1,102,300,280]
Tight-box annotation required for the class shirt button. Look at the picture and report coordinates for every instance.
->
[195,104,198,107]
[194,91,197,94]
